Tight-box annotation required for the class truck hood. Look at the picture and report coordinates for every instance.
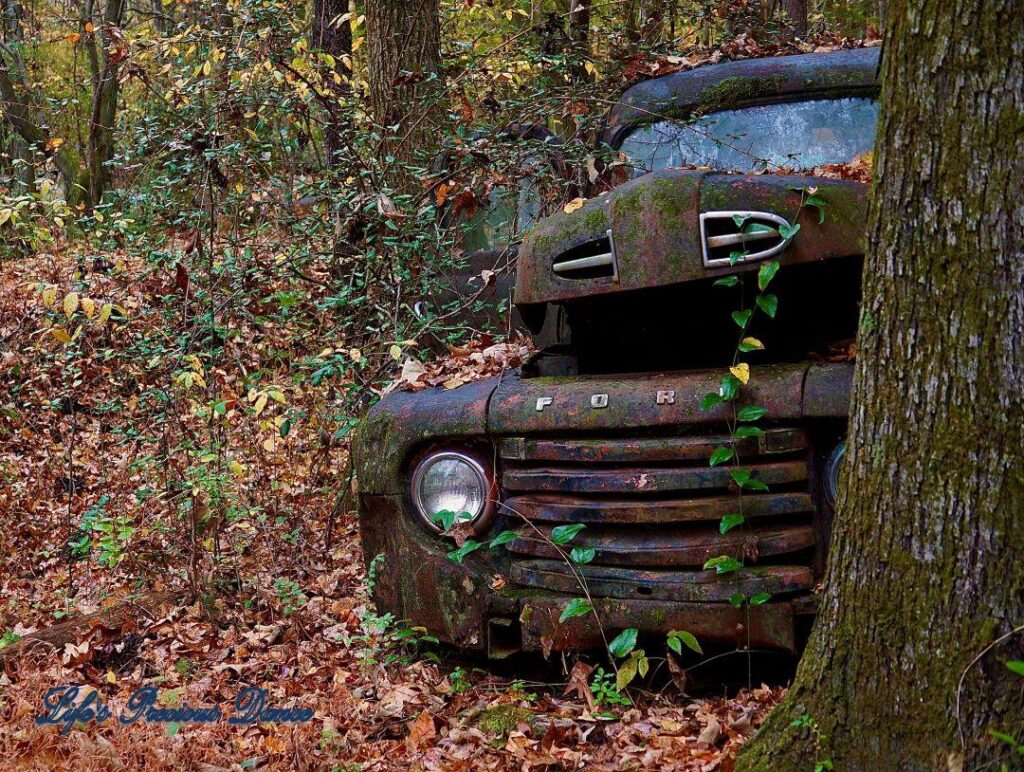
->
[513,169,867,309]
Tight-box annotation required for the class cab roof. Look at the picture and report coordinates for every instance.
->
[600,47,881,149]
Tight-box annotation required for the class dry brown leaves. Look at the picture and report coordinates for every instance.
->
[623,31,882,83]
[0,246,782,770]
[391,336,533,393]
[812,151,874,183]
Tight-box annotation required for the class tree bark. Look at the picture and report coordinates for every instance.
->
[737,0,1024,769]
[309,0,352,168]
[365,0,445,192]
[84,0,126,208]
[0,34,86,204]
[780,0,808,35]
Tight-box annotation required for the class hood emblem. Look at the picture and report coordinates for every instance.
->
[534,390,678,412]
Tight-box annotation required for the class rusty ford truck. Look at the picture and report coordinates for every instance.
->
[354,48,880,658]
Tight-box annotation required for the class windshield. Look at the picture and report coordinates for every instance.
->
[618,96,879,174]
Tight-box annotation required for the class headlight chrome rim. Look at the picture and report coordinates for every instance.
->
[824,441,846,506]
[410,449,495,534]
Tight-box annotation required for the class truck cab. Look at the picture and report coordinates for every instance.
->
[355,47,879,658]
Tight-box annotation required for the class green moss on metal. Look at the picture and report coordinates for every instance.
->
[698,76,786,111]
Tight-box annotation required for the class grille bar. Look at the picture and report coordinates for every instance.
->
[510,560,815,602]
[501,492,813,524]
[499,428,807,463]
[502,459,808,494]
[508,523,815,567]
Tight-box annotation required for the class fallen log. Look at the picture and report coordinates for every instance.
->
[0,590,185,666]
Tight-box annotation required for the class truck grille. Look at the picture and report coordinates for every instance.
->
[498,428,818,602]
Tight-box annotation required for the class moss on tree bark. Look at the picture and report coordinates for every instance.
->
[737,0,1024,768]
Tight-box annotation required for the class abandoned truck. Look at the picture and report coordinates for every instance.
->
[354,47,880,658]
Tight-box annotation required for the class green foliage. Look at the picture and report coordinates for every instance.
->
[608,627,638,658]
[551,523,586,545]
[667,629,703,656]
[703,555,743,574]
[590,667,631,708]
[559,598,593,624]
[273,577,307,615]
[448,666,471,695]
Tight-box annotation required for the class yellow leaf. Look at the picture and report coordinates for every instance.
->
[81,297,96,319]
[85,21,95,33]
[98,303,113,325]
[267,389,285,403]
[563,197,586,214]
[50,328,72,344]
[262,437,275,452]
[730,363,750,385]
[202,60,212,76]
[67,32,81,43]
[0,209,11,226]
[351,36,364,52]
[389,344,402,361]
[47,137,65,151]
[741,336,764,350]
[229,460,245,476]
[106,671,117,684]
[63,292,80,318]
[349,348,362,363]
[253,394,268,415]
[234,182,244,194]
[41,285,57,307]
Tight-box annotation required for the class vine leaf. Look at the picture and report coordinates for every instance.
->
[559,598,593,623]
[778,222,801,240]
[729,363,750,385]
[700,392,723,411]
[737,405,768,422]
[720,513,744,534]
[734,426,765,439]
[551,523,585,545]
[756,293,778,318]
[609,627,638,658]
[739,336,764,352]
[713,276,739,288]
[757,261,779,291]
[668,630,703,655]
[570,546,596,565]
[703,555,743,574]
[731,309,753,328]
[709,447,734,467]
[447,540,482,564]
[488,530,518,549]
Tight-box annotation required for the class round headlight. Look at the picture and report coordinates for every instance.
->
[411,451,494,533]
[824,441,846,506]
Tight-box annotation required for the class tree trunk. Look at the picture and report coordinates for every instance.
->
[309,0,352,168]
[737,1,1024,769]
[85,0,125,208]
[780,0,808,35]
[0,9,87,206]
[365,0,444,192]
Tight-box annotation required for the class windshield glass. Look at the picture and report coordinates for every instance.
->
[618,96,878,174]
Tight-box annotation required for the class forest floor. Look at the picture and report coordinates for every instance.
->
[0,247,785,770]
